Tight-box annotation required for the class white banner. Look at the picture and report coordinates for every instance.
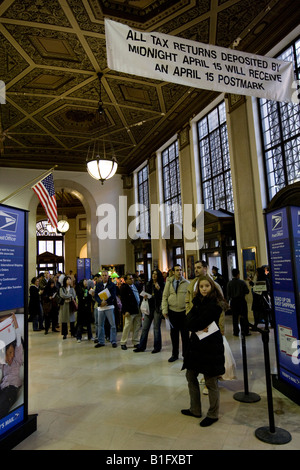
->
[105,19,297,104]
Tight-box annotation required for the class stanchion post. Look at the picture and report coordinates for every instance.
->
[254,326,292,445]
[233,317,261,403]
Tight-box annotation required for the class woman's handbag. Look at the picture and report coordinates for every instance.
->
[70,299,78,313]
[57,290,65,305]
[43,300,52,315]
[222,336,237,380]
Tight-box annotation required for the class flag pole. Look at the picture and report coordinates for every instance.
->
[0,165,58,204]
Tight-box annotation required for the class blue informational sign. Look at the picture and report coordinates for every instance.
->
[84,258,91,280]
[77,258,85,282]
[77,258,91,282]
[0,207,25,312]
[0,204,27,438]
[266,206,300,393]
[291,206,300,300]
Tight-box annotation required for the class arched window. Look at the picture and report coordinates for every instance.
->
[137,164,150,236]
[162,140,182,226]
[161,140,184,269]
[36,220,64,274]
[258,36,300,202]
[197,101,234,212]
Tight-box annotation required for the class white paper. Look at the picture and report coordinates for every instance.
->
[99,287,111,301]
[196,321,219,340]
[0,316,16,346]
[140,291,152,299]
[165,318,173,330]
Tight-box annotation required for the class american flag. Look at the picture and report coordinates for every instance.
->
[32,173,58,228]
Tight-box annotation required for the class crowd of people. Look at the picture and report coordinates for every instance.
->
[27,261,273,428]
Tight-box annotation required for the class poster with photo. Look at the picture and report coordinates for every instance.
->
[0,313,25,431]
[242,247,257,280]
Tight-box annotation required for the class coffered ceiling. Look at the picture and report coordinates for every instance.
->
[0,0,299,177]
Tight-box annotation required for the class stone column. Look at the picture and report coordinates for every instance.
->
[122,174,135,273]
[178,124,201,278]
[148,154,167,272]
[225,94,268,274]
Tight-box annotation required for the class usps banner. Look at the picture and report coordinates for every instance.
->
[105,19,296,103]
[266,207,300,395]
[0,205,25,312]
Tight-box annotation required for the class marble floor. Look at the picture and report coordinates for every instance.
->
[13,315,300,451]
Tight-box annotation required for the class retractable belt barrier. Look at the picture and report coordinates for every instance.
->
[233,316,292,444]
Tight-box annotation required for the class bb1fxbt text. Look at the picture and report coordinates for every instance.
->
[149,454,193,465]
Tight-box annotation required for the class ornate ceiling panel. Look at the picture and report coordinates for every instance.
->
[0,0,299,175]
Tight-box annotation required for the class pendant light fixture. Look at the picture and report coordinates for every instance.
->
[86,139,118,184]
[86,72,118,184]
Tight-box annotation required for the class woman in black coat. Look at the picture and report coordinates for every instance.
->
[76,279,94,342]
[43,279,59,334]
[28,277,43,331]
[250,267,272,331]
[182,275,226,427]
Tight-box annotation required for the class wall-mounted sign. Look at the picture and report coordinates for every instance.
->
[77,258,91,282]
[266,206,300,400]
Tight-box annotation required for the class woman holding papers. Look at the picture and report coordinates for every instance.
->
[182,275,226,427]
[76,279,94,342]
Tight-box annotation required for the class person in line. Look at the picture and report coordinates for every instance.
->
[113,279,123,333]
[91,274,101,343]
[186,260,225,333]
[211,266,226,292]
[94,271,117,348]
[39,270,50,291]
[53,273,61,290]
[68,270,76,288]
[249,266,272,331]
[43,279,60,334]
[119,273,141,350]
[227,268,250,336]
[186,260,226,394]
[0,314,23,419]
[182,275,226,427]
[134,269,165,354]
[76,279,94,343]
[186,260,208,315]
[59,275,77,339]
[161,264,189,362]
[28,277,43,331]
[58,271,65,286]
[133,272,143,293]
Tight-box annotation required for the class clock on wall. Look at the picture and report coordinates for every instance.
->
[57,219,69,233]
